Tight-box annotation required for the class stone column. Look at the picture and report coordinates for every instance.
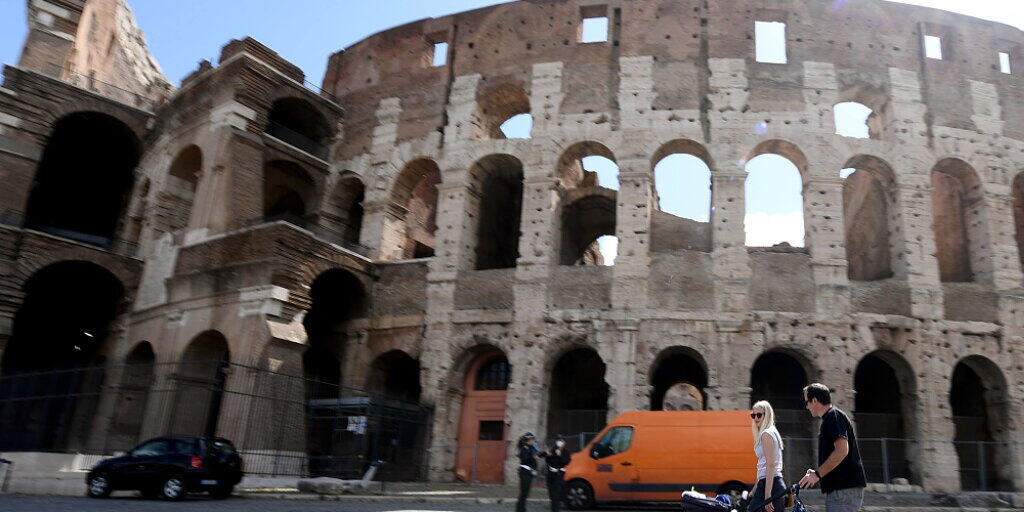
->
[709,167,751,312]
[611,158,653,309]
[892,172,945,319]
[804,176,850,316]
[503,341,546,482]
[598,319,639,419]
[913,345,961,492]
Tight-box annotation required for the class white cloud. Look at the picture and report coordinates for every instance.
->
[745,212,804,247]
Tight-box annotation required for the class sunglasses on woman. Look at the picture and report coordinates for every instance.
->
[750,412,764,419]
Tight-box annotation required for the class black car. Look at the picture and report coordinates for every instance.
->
[86,436,243,500]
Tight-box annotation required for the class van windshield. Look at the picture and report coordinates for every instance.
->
[591,426,633,459]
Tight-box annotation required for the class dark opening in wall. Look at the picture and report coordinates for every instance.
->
[384,159,441,260]
[157,144,202,235]
[547,348,608,441]
[471,154,524,270]
[931,158,982,283]
[950,357,1011,491]
[649,348,707,411]
[854,351,915,484]
[24,112,140,246]
[265,98,331,159]
[327,173,365,245]
[842,155,897,281]
[559,192,616,266]
[263,160,316,225]
[171,330,230,438]
[579,5,609,43]
[368,350,421,403]
[474,83,530,140]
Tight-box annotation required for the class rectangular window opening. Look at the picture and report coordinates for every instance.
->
[924,35,943,60]
[755,21,787,64]
[478,420,504,441]
[431,42,449,67]
[581,17,609,43]
[1000,52,1011,74]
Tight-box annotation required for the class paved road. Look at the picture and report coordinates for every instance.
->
[0,495,676,512]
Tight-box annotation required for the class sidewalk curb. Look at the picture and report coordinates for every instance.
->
[239,492,548,504]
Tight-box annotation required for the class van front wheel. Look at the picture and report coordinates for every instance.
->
[565,480,595,510]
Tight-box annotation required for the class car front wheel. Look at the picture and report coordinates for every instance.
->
[87,473,112,498]
[160,474,187,500]
[565,479,595,510]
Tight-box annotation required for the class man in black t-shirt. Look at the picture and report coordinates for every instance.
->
[798,383,867,512]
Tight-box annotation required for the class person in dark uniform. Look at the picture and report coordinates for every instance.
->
[544,434,572,512]
[516,432,541,512]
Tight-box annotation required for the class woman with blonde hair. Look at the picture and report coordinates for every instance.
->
[749,400,787,512]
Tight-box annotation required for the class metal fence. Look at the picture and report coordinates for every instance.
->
[0,361,430,481]
[265,121,329,160]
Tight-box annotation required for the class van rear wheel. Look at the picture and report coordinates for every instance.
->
[565,479,595,510]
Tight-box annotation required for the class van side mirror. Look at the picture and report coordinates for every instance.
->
[590,450,598,460]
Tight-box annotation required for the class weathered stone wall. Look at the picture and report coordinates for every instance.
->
[3,0,1024,493]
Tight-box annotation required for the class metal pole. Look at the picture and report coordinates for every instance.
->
[977,442,986,491]
[881,438,890,485]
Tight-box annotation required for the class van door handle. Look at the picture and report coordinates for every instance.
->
[620,462,632,466]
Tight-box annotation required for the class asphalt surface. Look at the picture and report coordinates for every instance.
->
[0,494,676,512]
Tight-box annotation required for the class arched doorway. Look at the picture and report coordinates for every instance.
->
[455,349,510,482]
[23,112,140,247]
[382,159,441,260]
[950,356,1012,491]
[365,350,425,481]
[156,145,202,236]
[854,351,915,484]
[264,97,331,159]
[750,351,813,484]
[0,261,124,451]
[263,160,316,225]
[650,348,707,411]
[170,331,230,437]
[108,341,156,451]
[469,155,523,270]
[547,348,609,450]
[559,193,617,266]
[302,269,368,477]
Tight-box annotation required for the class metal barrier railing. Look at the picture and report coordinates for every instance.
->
[264,121,329,160]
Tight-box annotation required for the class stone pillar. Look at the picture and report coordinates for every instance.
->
[423,158,472,481]
[893,172,945,319]
[598,319,639,419]
[914,346,961,492]
[611,158,653,310]
[709,168,751,312]
[804,176,850,316]
[503,341,546,482]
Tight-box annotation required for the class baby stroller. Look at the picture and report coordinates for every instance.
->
[681,484,806,512]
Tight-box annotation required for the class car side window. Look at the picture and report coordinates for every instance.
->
[132,439,170,457]
[171,439,195,455]
[591,426,633,459]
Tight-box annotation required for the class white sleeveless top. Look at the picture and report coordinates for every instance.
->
[754,428,784,480]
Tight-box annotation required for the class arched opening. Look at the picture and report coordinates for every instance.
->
[1011,173,1024,269]
[263,160,316,226]
[557,141,618,191]
[559,192,617,265]
[842,155,897,281]
[474,83,530,140]
[109,341,156,451]
[854,351,916,484]
[547,347,608,448]
[833,102,873,139]
[500,113,533,139]
[24,112,140,246]
[0,261,124,451]
[364,350,425,481]
[325,174,365,245]
[265,97,331,159]
[750,350,813,484]
[651,140,714,253]
[835,85,893,139]
[171,331,230,437]
[383,159,441,260]
[368,350,421,403]
[931,159,983,283]
[470,155,524,270]
[455,349,511,482]
[302,269,368,476]
[744,141,807,247]
[950,356,1013,491]
[156,145,202,235]
[649,347,708,411]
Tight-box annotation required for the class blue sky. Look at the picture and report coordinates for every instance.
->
[2,0,1021,261]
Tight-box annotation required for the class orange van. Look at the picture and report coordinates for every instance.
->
[563,410,756,510]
